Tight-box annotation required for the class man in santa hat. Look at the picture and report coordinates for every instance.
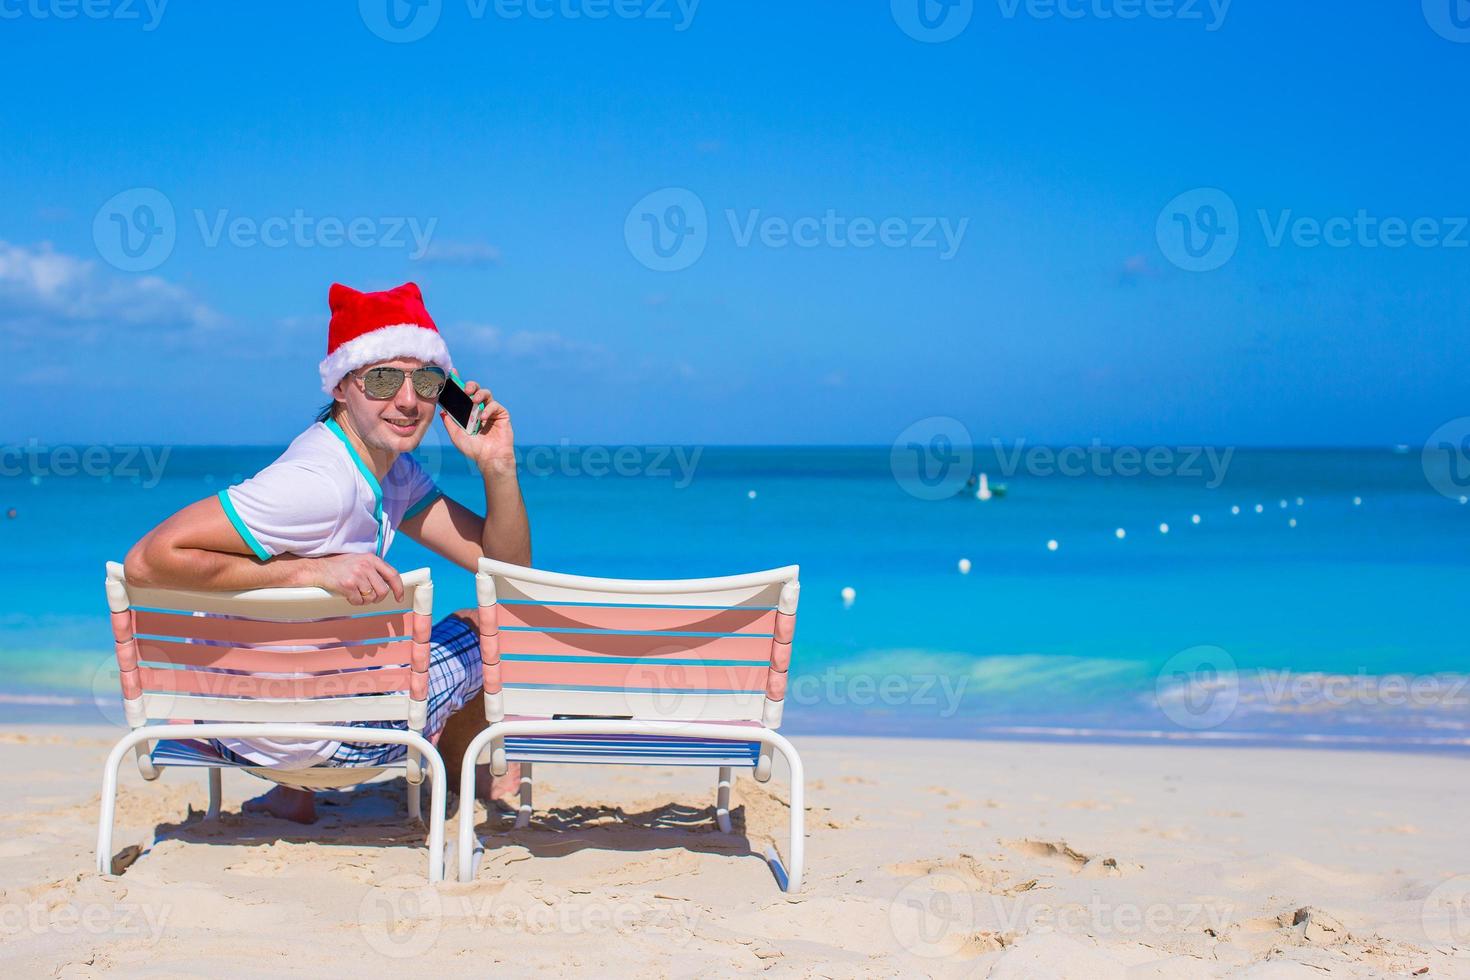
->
[124,281,528,823]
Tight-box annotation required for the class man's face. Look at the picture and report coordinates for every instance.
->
[335,357,437,454]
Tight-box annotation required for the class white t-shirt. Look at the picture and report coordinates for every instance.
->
[213,419,443,768]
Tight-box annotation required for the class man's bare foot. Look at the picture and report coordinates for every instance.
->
[475,762,522,804]
[242,785,317,824]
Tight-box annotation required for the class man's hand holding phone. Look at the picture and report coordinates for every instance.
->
[440,374,516,472]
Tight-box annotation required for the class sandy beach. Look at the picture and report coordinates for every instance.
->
[0,726,1465,977]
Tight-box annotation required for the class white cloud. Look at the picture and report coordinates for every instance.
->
[0,240,222,337]
[454,321,605,364]
[413,241,502,267]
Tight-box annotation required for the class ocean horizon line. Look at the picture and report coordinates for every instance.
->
[0,441,1431,452]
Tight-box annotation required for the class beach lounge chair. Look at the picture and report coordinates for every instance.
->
[456,558,805,891]
[96,562,448,882]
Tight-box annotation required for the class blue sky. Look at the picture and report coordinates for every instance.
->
[1,1,1466,446]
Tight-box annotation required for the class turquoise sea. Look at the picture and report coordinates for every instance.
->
[2,440,1467,751]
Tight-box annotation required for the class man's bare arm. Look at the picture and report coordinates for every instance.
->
[400,459,531,572]
[401,376,531,570]
[124,497,404,604]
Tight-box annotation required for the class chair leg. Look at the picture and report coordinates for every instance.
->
[97,744,124,874]
[715,766,733,833]
[514,762,533,829]
[205,767,222,821]
[770,739,805,893]
[407,775,422,823]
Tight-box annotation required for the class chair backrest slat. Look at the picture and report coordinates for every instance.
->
[502,688,769,722]
[498,630,773,662]
[496,577,784,611]
[135,637,414,673]
[132,609,413,646]
[142,692,413,723]
[498,603,777,635]
[478,559,799,727]
[136,665,412,699]
[120,581,412,621]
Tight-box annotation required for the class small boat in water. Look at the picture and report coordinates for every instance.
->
[963,473,1008,501]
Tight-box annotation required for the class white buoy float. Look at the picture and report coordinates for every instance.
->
[1046,539,1058,552]
[1159,523,1170,534]
[1278,499,1288,509]
[957,558,972,575]
[1191,514,1201,525]
[1231,505,1241,515]
[747,490,757,500]
[1295,497,1304,506]
[840,586,856,609]
[1289,518,1298,528]
[1353,496,1362,506]
[1114,528,1126,540]
[1461,496,1468,505]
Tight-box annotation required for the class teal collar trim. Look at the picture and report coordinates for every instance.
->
[322,418,386,556]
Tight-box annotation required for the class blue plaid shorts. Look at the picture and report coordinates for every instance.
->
[211,613,483,769]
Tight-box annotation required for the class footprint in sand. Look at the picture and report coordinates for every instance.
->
[1230,906,1353,952]
[884,854,1041,896]
[1002,838,1142,877]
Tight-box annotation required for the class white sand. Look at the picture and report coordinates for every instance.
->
[1,726,1468,977]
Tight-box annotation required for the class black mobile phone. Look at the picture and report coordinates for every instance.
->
[439,373,480,433]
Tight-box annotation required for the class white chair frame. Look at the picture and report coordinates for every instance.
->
[96,562,448,882]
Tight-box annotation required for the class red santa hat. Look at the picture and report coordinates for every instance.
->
[319,281,454,395]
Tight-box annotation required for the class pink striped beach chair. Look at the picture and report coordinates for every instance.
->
[457,558,805,891]
[97,561,448,882]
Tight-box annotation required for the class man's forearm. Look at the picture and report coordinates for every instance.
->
[480,459,531,565]
[126,536,316,593]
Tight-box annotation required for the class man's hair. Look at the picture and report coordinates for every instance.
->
[315,402,339,424]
